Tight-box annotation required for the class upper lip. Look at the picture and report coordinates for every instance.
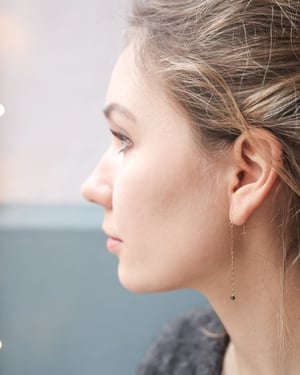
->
[102,226,122,241]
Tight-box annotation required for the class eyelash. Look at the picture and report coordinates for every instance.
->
[110,129,132,153]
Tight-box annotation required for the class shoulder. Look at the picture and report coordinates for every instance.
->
[136,307,229,375]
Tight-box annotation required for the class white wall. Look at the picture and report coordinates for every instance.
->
[0,0,129,203]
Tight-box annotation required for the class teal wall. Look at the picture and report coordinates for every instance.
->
[0,205,208,375]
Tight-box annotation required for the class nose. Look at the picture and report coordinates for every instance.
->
[80,156,113,209]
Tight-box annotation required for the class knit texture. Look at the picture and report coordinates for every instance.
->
[136,307,229,375]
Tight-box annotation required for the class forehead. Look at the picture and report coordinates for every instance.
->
[105,44,192,131]
[105,45,137,100]
[105,44,158,110]
[105,44,212,166]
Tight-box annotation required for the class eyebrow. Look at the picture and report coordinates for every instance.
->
[103,103,136,123]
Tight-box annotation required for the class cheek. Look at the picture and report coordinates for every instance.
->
[112,152,197,238]
[114,154,222,250]
[111,151,229,292]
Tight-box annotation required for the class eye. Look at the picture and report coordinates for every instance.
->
[110,129,133,153]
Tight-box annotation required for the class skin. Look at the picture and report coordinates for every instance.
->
[81,44,231,294]
[81,44,300,374]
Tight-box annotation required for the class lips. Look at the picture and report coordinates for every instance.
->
[106,236,122,253]
[102,226,122,253]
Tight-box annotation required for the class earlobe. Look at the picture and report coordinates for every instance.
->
[229,128,282,225]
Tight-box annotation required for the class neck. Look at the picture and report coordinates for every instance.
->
[201,220,300,375]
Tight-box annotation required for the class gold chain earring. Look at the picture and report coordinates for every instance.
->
[229,216,236,301]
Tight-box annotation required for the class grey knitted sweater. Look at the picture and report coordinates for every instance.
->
[136,308,229,375]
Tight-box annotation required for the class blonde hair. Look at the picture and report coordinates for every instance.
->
[127,0,300,370]
[128,0,300,261]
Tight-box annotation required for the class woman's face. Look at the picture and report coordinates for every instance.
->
[81,44,230,293]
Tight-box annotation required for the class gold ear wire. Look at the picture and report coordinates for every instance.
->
[229,219,246,301]
[230,216,236,301]
[241,225,247,236]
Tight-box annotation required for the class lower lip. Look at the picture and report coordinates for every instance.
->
[106,237,122,253]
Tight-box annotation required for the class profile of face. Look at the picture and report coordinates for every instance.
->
[81,44,231,294]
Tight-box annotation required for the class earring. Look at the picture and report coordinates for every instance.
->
[229,216,236,301]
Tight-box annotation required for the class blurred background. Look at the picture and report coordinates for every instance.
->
[0,1,207,374]
[0,0,127,202]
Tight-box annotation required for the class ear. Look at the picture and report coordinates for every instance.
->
[229,128,282,225]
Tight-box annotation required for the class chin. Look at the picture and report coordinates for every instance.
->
[118,269,158,293]
[117,265,181,294]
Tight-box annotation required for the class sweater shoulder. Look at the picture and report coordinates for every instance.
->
[136,307,228,375]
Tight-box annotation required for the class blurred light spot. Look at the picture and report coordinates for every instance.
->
[0,104,5,117]
[0,13,30,64]
[0,340,2,349]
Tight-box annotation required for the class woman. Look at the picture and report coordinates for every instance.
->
[81,0,300,374]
